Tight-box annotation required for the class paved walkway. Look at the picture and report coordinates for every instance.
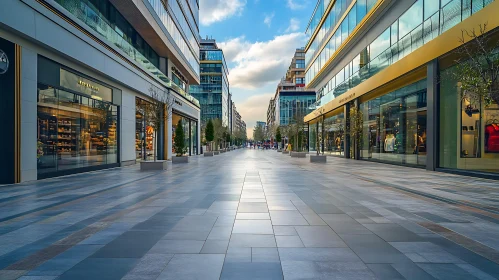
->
[0,149,499,280]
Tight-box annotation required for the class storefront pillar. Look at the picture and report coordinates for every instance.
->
[426,59,439,171]
[321,115,325,154]
[157,105,165,160]
[344,103,351,159]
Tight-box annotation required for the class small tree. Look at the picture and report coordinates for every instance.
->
[454,23,499,108]
[275,127,282,149]
[205,119,214,152]
[349,106,363,159]
[143,86,174,161]
[173,120,187,156]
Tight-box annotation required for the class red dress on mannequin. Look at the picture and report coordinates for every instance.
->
[485,124,499,152]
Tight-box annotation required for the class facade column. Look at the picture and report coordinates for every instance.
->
[426,59,439,171]
[158,105,165,160]
[165,106,173,160]
[321,115,325,154]
[159,57,167,76]
[344,103,351,159]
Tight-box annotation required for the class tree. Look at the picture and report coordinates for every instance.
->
[212,119,224,151]
[253,125,264,143]
[275,127,282,149]
[455,23,499,107]
[173,120,187,156]
[143,85,174,161]
[205,119,214,151]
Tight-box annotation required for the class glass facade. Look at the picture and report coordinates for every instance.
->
[440,64,499,173]
[279,94,316,126]
[191,48,230,126]
[324,113,345,156]
[37,85,118,177]
[54,0,199,107]
[148,0,200,77]
[135,98,155,161]
[311,0,493,107]
[360,79,427,166]
[172,113,198,156]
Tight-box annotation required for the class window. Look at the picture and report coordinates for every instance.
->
[296,60,305,68]
[399,0,423,39]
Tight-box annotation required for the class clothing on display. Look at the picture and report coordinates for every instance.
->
[384,134,395,152]
[485,122,499,152]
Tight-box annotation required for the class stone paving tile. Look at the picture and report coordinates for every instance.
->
[220,262,283,280]
[232,220,274,234]
[281,261,377,280]
[2,150,499,279]
[157,254,225,280]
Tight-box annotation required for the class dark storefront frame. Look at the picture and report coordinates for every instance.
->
[37,56,121,179]
[172,110,198,156]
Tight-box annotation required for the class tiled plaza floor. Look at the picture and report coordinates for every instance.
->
[0,149,499,279]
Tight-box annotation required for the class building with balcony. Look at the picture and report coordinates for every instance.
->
[304,0,499,177]
[0,0,202,183]
[269,49,316,127]
[190,38,231,127]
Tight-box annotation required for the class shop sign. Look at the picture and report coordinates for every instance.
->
[60,69,112,102]
[338,92,356,104]
[175,99,182,106]
[0,49,9,75]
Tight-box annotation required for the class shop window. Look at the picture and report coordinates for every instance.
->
[360,79,427,166]
[37,84,118,176]
[135,97,155,161]
[440,64,499,173]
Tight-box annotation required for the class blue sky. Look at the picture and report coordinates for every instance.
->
[199,0,315,137]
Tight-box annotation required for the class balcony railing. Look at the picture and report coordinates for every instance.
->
[55,0,199,107]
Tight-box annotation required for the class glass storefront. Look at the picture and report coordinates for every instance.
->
[309,123,318,153]
[172,113,198,156]
[324,113,345,156]
[37,66,119,178]
[440,64,499,173]
[360,79,427,166]
[135,97,155,161]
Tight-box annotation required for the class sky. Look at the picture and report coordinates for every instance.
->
[199,0,315,138]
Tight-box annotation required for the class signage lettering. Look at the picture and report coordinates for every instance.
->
[78,80,99,92]
[339,92,356,104]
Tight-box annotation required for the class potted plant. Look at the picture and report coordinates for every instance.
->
[204,119,214,156]
[172,119,188,163]
[140,86,174,170]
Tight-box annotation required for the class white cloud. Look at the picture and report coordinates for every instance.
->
[200,0,246,26]
[236,93,274,138]
[287,0,307,10]
[285,18,300,32]
[219,33,307,89]
[264,13,274,27]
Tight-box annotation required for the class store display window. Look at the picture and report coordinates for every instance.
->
[440,64,499,173]
[360,79,427,166]
[323,113,345,156]
[135,97,155,161]
[37,84,118,177]
[172,113,193,156]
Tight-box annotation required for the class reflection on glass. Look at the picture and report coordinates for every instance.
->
[324,113,345,156]
[37,84,118,176]
[360,79,427,166]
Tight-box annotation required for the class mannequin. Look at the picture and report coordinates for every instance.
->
[384,134,395,152]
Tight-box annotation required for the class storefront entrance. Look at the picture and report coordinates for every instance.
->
[37,57,120,179]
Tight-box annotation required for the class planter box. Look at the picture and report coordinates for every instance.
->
[140,160,167,170]
[220,150,226,153]
[290,152,307,158]
[310,155,327,163]
[204,152,214,157]
[214,151,220,155]
[277,149,282,152]
[172,156,189,163]
[282,151,289,154]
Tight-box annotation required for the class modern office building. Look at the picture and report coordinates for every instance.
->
[0,0,201,183]
[304,0,499,177]
[190,38,231,127]
[256,121,267,130]
[268,49,316,127]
